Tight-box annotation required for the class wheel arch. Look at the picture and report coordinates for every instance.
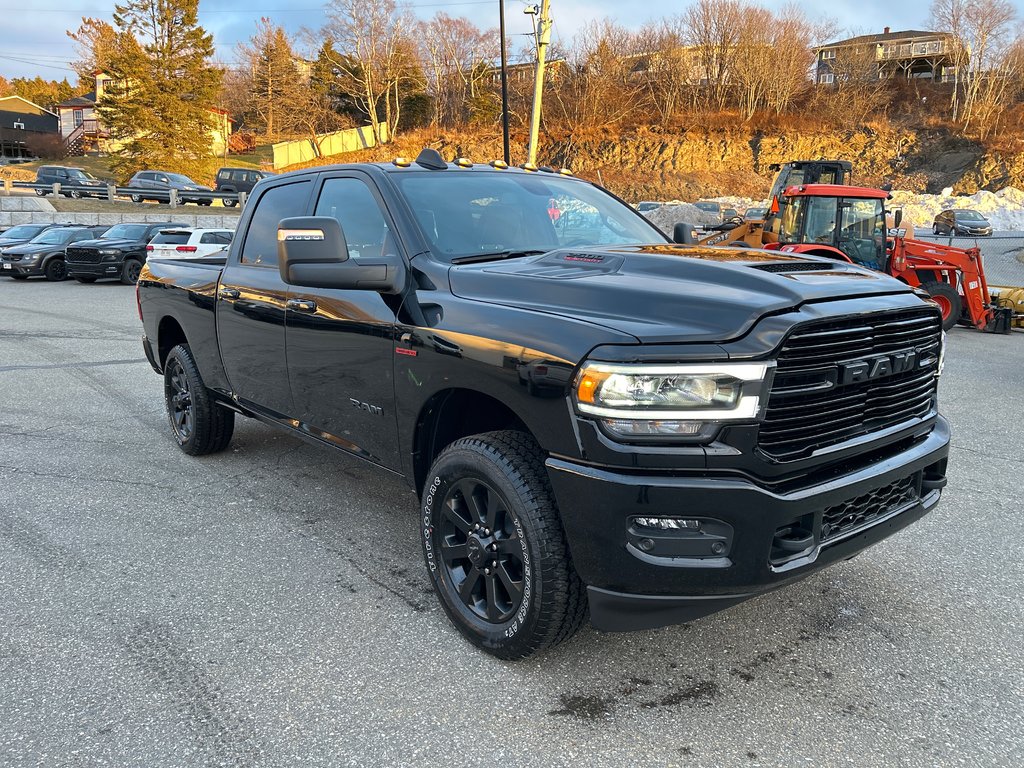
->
[157,315,189,368]
[412,388,533,498]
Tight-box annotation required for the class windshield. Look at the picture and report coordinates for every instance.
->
[30,228,76,244]
[66,169,93,180]
[102,224,148,240]
[694,202,720,212]
[954,210,986,222]
[778,195,885,268]
[166,173,196,185]
[2,224,46,239]
[393,172,666,261]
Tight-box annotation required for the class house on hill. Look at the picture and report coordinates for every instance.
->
[0,95,59,160]
[814,28,959,84]
[55,72,234,157]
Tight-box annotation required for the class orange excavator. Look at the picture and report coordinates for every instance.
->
[675,175,1014,333]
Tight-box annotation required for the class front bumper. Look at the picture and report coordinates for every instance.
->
[66,260,123,278]
[547,417,950,631]
[1,260,41,276]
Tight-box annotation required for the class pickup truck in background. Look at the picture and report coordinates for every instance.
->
[137,149,950,659]
[66,221,183,284]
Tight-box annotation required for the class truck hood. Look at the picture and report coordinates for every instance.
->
[448,244,914,343]
[71,238,141,250]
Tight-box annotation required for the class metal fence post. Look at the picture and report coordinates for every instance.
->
[169,189,178,208]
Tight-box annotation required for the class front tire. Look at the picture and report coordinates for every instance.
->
[130,193,143,203]
[44,258,67,282]
[422,430,586,659]
[120,259,142,285]
[70,189,83,199]
[921,281,961,331]
[163,344,235,455]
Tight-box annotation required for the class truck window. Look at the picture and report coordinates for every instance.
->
[314,178,391,260]
[239,181,311,267]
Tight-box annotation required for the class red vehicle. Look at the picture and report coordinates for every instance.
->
[688,183,1011,333]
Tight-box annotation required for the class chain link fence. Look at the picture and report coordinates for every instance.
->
[914,232,1024,289]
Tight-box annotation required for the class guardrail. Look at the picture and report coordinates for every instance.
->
[4,180,247,209]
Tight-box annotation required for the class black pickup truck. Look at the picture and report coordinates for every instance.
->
[137,149,950,659]
[66,221,183,284]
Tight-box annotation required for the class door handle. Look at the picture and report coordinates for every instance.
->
[219,287,240,300]
[287,298,317,313]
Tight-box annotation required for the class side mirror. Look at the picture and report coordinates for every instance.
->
[892,208,903,228]
[277,216,405,293]
[673,222,697,244]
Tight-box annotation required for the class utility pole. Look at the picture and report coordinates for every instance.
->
[498,0,510,164]
[525,0,551,166]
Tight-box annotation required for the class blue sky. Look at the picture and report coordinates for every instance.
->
[0,0,942,82]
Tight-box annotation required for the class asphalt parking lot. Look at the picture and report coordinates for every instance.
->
[1,278,1021,767]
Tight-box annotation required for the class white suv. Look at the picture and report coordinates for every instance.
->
[146,228,234,259]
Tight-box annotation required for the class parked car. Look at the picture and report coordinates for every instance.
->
[127,171,213,205]
[137,151,950,659]
[744,207,768,221]
[214,167,273,207]
[693,200,724,223]
[0,225,109,281]
[146,228,234,260]
[0,223,62,249]
[722,207,739,221]
[65,221,184,284]
[635,201,660,213]
[932,209,993,237]
[34,166,109,199]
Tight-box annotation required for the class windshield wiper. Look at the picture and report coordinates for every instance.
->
[451,249,547,265]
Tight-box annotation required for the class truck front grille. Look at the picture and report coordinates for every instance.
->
[759,308,942,460]
[66,247,101,264]
[820,475,919,544]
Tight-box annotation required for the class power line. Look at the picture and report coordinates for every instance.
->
[0,55,76,73]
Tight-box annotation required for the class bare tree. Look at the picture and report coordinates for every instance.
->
[932,0,1019,134]
[67,17,119,87]
[418,14,497,127]
[321,0,420,143]
[634,16,702,124]
[684,0,744,111]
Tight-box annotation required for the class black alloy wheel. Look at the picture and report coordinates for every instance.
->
[121,259,142,284]
[439,477,527,624]
[166,356,195,443]
[162,344,234,455]
[422,431,587,659]
[44,258,66,282]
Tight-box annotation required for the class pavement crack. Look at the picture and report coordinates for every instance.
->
[1,466,179,493]
[950,443,1024,466]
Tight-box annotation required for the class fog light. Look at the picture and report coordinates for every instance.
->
[602,419,703,437]
[633,517,702,531]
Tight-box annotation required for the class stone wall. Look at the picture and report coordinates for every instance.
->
[0,195,238,230]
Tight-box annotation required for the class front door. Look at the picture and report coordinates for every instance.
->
[217,178,313,417]
[285,173,403,469]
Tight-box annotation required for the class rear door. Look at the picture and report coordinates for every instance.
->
[284,172,403,468]
[216,178,313,416]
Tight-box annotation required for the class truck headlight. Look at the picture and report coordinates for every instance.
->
[574,362,772,439]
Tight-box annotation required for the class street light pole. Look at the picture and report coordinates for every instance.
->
[498,0,511,164]
[526,0,551,166]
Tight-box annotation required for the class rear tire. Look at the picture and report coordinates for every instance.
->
[421,430,587,659]
[224,198,237,208]
[34,188,46,197]
[921,281,961,331]
[44,258,67,282]
[120,259,142,285]
[163,344,235,456]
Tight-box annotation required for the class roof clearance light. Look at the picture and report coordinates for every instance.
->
[489,160,509,169]
[455,157,473,168]
[393,157,411,167]
[559,168,572,176]
[521,163,538,172]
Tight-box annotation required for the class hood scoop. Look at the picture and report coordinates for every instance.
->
[751,261,839,273]
[483,249,624,280]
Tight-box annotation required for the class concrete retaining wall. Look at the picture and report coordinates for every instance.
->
[0,196,238,230]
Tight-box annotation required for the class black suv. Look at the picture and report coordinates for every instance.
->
[65,222,184,284]
[1,225,109,281]
[127,171,213,205]
[35,166,108,199]
[214,167,273,206]
[0,223,62,249]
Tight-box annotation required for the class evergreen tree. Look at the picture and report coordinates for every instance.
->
[99,0,221,180]
[241,19,303,139]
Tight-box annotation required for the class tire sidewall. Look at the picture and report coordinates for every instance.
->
[422,450,543,655]
[163,348,197,451]
[45,258,65,282]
